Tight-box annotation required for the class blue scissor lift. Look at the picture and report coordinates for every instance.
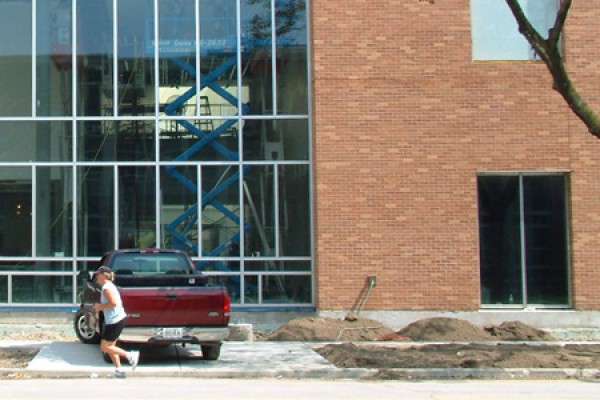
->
[162,53,250,274]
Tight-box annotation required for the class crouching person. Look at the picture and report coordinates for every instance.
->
[93,266,139,378]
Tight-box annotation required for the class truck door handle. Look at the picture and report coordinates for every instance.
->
[166,294,178,300]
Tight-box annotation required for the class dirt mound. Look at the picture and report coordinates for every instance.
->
[260,316,555,343]
[316,343,600,369]
[484,320,556,341]
[397,317,492,341]
[260,317,395,341]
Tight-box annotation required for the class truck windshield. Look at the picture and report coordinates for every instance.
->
[111,253,190,276]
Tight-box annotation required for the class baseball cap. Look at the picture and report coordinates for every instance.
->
[95,266,113,275]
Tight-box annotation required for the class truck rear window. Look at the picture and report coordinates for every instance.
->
[111,253,191,276]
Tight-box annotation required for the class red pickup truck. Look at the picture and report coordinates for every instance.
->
[74,249,231,360]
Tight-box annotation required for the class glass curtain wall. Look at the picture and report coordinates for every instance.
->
[0,0,312,307]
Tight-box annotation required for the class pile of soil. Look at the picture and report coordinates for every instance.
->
[260,317,396,341]
[316,342,600,369]
[261,316,555,342]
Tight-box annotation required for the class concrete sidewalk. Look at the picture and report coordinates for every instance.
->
[3,340,600,380]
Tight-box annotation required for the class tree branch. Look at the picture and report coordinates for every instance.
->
[504,0,600,138]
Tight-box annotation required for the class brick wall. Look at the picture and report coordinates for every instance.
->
[311,1,600,311]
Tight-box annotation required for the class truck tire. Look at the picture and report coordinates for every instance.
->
[74,309,101,344]
[201,344,221,360]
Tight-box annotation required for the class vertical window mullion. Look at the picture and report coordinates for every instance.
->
[197,164,202,258]
[32,0,37,117]
[114,166,119,249]
[518,176,527,306]
[273,164,280,257]
[271,0,276,114]
[31,166,37,257]
[72,0,77,117]
[196,0,201,116]
[113,0,118,116]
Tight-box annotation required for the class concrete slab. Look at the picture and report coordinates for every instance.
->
[4,340,600,380]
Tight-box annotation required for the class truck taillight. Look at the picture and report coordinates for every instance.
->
[224,292,231,316]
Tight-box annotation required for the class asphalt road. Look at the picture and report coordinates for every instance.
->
[1,378,600,400]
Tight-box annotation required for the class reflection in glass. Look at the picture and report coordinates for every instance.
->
[279,165,310,256]
[199,0,240,116]
[78,121,155,162]
[243,119,308,161]
[37,0,73,116]
[0,169,32,256]
[36,167,73,256]
[245,260,311,272]
[159,0,196,116]
[262,275,311,304]
[241,0,273,115]
[244,165,275,257]
[119,167,156,249]
[161,165,198,255]
[13,275,73,303]
[0,122,72,162]
[0,261,72,272]
[118,0,155,116]
[0,0,32,116]
[77,167,114,257]
[77,0,114,116]
[276,0,308,115]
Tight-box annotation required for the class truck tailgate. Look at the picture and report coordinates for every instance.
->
[121,286,229,327]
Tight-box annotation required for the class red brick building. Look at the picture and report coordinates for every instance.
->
[310,0,600,330]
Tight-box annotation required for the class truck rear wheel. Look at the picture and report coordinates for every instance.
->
[74,309,101,344]
[201,344,221,360]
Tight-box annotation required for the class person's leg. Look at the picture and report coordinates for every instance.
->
[100,340,129,369]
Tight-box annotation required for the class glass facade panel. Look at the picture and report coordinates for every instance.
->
[200,0,239,116]
[262,275,311,304]
[0,169,32,257]
[159,0,197,117]
[160,165,198,255]
[0,1,312,307]
[245,260,311,272]
[159,120,239,162]
[77,0,114,116]
[36,166,73,257]
[243,119,308,161]
[118,0,155,116]
[78,121,155,162]
[276,0,308,115]
[201,165,241,257]
[13,275,73,303]
[0,0,32,117]
[241,0,273,115]
[37,0,73,116]
[279,164,310,256]
[77,166,114,257]
[118,166,156,249]
[244,165,275,257]
[0,122,72,162]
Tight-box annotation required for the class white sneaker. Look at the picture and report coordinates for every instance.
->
[110,369,126,379]
[127,351,140,371]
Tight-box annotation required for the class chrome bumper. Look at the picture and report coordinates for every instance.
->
[120,326,230,344]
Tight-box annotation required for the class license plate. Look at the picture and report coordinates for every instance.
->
[159,328,184,339]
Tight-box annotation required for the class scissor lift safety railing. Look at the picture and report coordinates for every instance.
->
[163,54,251,275]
